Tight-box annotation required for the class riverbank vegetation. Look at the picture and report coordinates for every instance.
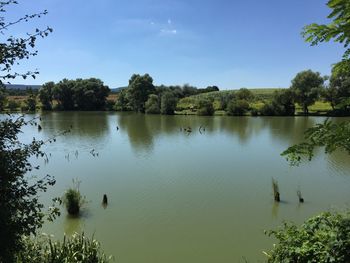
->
[17,233,112,263]
[2,65,349,116]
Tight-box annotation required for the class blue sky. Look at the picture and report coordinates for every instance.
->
[6,0,344,89]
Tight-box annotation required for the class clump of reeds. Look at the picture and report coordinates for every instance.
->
[62,180,86,216]
[272,178,280,202]
[297,190,304,203]
[18,233,112,262]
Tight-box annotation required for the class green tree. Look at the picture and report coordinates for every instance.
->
[161,91,177,115]
[236,88,254,101]
[115,89,130,111]
[127,74,155,112]
[145,94,160,114]
[24,90,37,111]
[0,84,7,110]
[261,89,295,116]
[227,99,250,116]
[290,70,324,114]
[53,79,75,110]
[0,117,62,262]
[7,99,20,111]
[38,82,55,110]
[328,61,350,111]
[197,98,214,116]
[72,78,110,110]
[0,2,58,261]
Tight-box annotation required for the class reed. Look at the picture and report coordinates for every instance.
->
[17,233,112,263]
[62,180,86,216]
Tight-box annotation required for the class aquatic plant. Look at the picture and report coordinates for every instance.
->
[272,178,280,202]
[63,180,86,216]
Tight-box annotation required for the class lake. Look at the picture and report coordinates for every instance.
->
[13,112,350,262]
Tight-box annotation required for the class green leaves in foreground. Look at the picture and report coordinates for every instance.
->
[17,232,113,263]
[264,211,350,263]
[281,120,350,166]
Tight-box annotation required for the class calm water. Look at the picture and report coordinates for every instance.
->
[12,112,350,262]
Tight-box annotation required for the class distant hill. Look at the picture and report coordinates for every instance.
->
[110,86,127,93]
[5,84,41,90]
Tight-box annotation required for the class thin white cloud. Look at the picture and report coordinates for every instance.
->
[160,29,177,35]
[168,19,172,24]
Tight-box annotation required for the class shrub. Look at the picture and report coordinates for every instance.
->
[161,91,177,115]
[7,100,20,111]
[62,181,86,216]
[265,211,350,262]
[145,94,160,114]
[17,233,112,263]
[227,99,250,116]
[197,98,214,116]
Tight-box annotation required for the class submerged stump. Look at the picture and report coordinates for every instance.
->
[274,192,280,202]
[102,194,108,205]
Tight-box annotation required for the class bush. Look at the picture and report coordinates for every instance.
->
[62,181,86,216]
[196,98,214,116]
[145,94,160,114]
[17,233,112,263]
[226,99,250,116]
[265,211,350,262]
[161,91,177,115]
[7,100,20,111]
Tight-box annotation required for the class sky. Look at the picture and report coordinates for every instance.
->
[4,0,344,89]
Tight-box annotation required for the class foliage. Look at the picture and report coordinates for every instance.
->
[260,89,295,116]
[145,94,160,114]
[62,180,86,216]
[0,116,62,262]
[196,98,214,116]
[302,0,350,61]
[24,90,37,111]
[161,91,177,115]
[0,84,6,110]
[73,78,110,110]
[0,0,52,83]
[235,88,254,101]
[327,61,350,112]
[227,99,250,116]
[291,70,324,114]
[265,211,350,262]
[114,89,130,111]
[16,233,112,263]
[7,99,20,111]
[45,78,110,111]
[39,82,54,110]
[282,119,350,166]
[127,74,155,112]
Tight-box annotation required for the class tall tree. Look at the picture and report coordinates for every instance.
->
[291,70,324,114]
[127,74,155,112]
[161,91,177,115]
[0,1,58,262]
[38,82,55,110]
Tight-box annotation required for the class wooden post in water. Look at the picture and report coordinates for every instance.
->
[102,194,108,205]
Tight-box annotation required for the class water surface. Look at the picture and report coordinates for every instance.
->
[13,112,350,262]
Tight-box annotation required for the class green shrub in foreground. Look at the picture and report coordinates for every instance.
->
[17,233,112,263]
[265,211,350,263]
